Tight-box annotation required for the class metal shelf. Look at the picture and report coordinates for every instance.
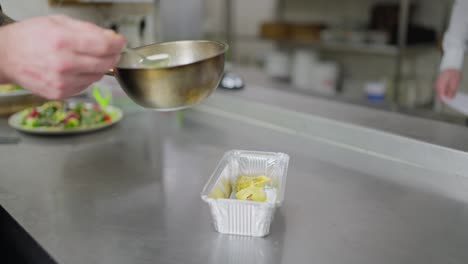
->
[225,0,413,104]
[224,0,446,106]
[222,34,399,55]
[230,34,436,56]
[276,39,438,56]
[275,39,399,56]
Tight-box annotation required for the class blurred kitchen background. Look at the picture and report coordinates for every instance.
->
[0,0,465,124]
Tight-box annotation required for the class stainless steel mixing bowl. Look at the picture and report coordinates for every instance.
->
[111,40,228,111]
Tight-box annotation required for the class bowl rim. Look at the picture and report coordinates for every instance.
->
[116,40,228,70]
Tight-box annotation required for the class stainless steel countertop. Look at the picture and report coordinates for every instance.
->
[1,78,468,263]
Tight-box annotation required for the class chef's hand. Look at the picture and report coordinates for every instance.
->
[435,68,462,99]
[0,15,126,99]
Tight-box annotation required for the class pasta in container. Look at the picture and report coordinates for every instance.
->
[201,150,289,237]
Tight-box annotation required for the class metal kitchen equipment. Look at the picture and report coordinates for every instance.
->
[110,40,227,110]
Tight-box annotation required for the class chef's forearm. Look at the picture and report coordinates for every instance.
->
[441,0,468,71]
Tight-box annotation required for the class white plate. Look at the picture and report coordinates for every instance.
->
[441,92,468,116]
[0,90,33,104]
[8,105,123,135]
[0,89,31,97]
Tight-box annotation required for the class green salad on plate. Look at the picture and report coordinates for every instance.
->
[19,101,118,129]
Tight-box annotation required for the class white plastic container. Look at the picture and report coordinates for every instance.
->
[364,81,386,102]
[201,150,290,237]
[292,50,318,90]
[264,51,290,80]
[310,61,339,96]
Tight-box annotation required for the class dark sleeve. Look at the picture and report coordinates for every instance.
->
[0,5,14,26]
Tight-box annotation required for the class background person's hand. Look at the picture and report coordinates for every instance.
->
[0,15,126,99]
[435,68,462,99]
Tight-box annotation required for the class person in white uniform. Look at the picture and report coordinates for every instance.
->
[435,0,468,98]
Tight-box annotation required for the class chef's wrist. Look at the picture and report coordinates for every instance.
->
[440,48,465,72]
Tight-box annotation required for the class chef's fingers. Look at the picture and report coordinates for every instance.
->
[67,73,105,95]
[55,73,105,99]
[434,74,447,99]
[53,53,121,75]
[72,29,126,57]
[447,74,460,99]
[51,15,126,57]
[40,72,104,100]
[444,76,452,98]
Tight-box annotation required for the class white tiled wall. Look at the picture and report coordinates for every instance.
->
[1,0,153,27]
[1,0,104,23]
[1,1,156,46]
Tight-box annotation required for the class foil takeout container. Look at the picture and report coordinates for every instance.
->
[201,150,289,237]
